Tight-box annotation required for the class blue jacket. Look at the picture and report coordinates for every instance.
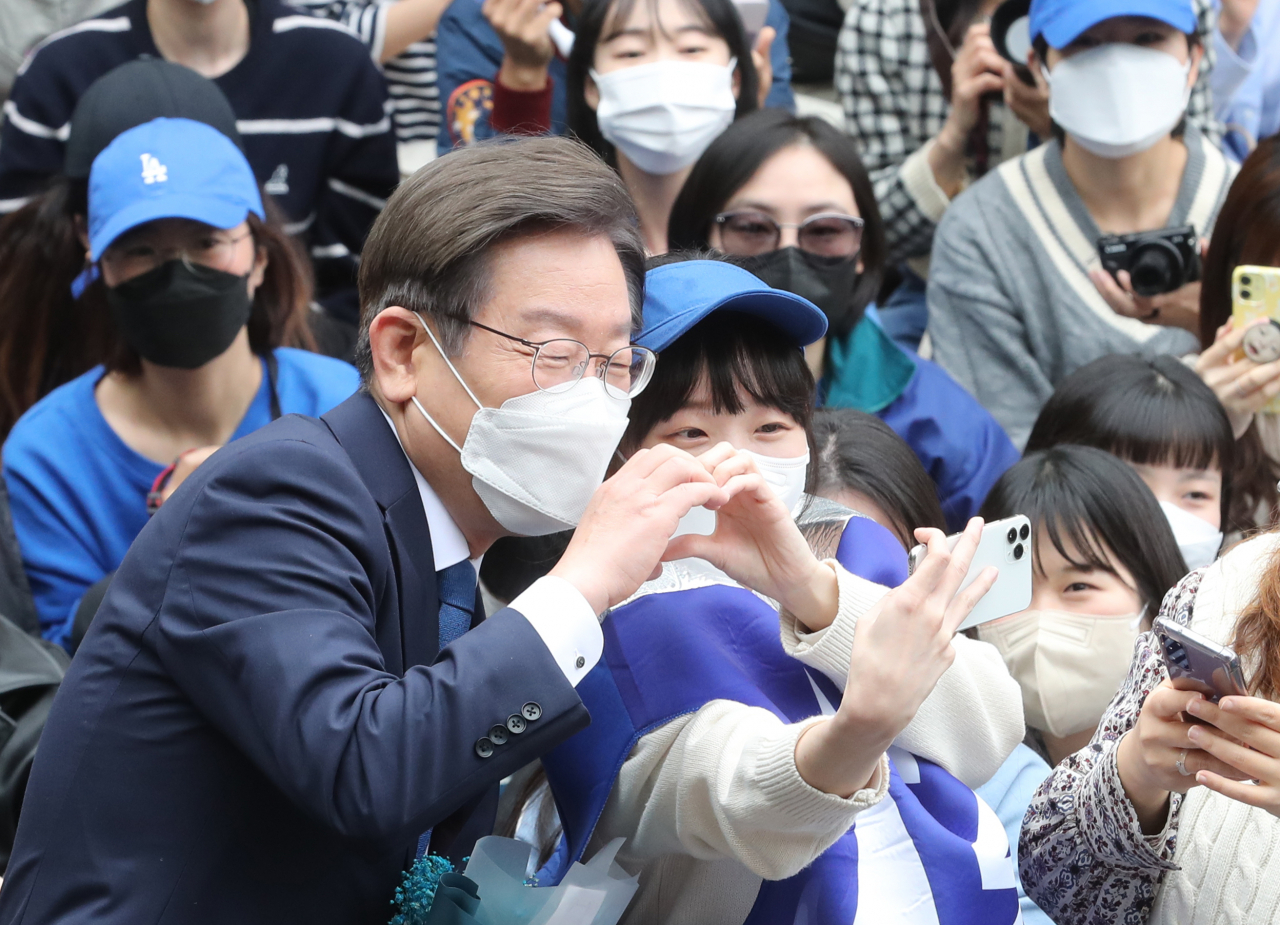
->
[0,392,590,925]
[435,0,795,154]
[3,349,359,650]
[822,313,1020,531]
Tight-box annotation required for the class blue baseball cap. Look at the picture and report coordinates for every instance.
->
[1029,0,1196,48]
[88,117,264,260]
[637,260,828,353]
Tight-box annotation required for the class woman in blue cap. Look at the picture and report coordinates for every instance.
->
[2,117,359,651]
[532,256,1027,925]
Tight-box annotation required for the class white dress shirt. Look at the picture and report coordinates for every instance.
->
[381,411,602,686]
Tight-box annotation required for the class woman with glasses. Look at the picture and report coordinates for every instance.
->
[668,109,1019,530]
[530,256,1025,925]
[2,117,359,651]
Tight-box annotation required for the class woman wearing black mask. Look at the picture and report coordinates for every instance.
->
[3,117,359,651]
[669,108,1019,530]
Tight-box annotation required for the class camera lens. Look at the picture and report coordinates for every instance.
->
[1007,527,1017,544]
[1242,276,1253,286]
[1019,524,1029,540]
[1013,543,1024,560]
[1130,240,1182,297]
[1243,290,1253,301]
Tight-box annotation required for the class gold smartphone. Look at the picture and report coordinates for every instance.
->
[1233,265,1280,414]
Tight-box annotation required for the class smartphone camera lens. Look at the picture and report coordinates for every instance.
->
[1243,289,1253,301]
[1012,543,1024,560]
[1019,524,1030,541]
[1242,275,1253,286]
[1006,527,1017,544]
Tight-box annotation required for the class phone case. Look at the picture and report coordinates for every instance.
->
[1156,617,1248,702]
[908,515,1034,631]
[1232,265,1280,414]
[731,0,769,37]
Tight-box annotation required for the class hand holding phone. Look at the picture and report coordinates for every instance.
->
[908,515,1033,631]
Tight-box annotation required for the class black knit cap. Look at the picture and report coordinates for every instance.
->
[64,58,244,180]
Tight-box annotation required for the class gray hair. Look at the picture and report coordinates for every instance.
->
[354,136,646,380]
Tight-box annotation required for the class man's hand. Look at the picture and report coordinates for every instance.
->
[794,520,996,797]
[160,446,221,505]
[930,23,1005,196]
[1195,319,1280,438]
[1218,0,1260,51]
[751,27,776,109]
[1089,267,1202,334]
[549,444,728,615]
[485,0,561,90]
[1003,53,1050,138]
[662,444,838,631]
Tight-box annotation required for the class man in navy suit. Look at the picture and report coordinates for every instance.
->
[0,137,738,924]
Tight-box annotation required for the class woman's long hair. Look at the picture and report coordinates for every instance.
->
[667,109,887,340]
[1198,137,1280,531]
[0,179,315,437]
[1235,534,1280,700]
[565,0,758,162]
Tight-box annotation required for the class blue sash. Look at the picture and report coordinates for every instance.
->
[540,511,1022,925]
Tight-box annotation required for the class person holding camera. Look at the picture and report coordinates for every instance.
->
[925,0,1237,448]
[1020,528,1280,925]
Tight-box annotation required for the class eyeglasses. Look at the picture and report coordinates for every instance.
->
[714,210,865,258]
[101,229,253,279]
[468,320,657,399]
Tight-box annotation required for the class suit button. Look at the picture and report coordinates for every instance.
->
[522,702,542,722]
[475,737,494,759]
[488,724,510,746]
[506,714,527,734]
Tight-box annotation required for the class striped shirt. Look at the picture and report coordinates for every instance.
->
[288,0,441,144]
[0,0,399,324]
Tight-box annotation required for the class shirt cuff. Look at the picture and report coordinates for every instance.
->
[509,575,603,687]
[900,139,954,224]
[756,716,891,822]
[491,76,555,135]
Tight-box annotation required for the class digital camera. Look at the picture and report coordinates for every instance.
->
[1097,225,1201,297]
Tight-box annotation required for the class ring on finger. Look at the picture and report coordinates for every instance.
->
[1175,748,1192,777]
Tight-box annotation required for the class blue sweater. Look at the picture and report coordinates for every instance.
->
[0,0,399,324]
[435,0,795,154]
[3,348,359,650]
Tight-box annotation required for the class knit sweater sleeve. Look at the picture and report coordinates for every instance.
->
[1018,571,1205,925]
[927,182,1055,449]
[595,702,889,881]
[780,563,1025,788]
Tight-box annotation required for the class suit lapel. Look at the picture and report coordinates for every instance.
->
[322,392,439,671]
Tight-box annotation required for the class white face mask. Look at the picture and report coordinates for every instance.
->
[1159,500,1223,572]
[672,450,808,538]
[1045,43,1192,159]
[977,609,1143,738]
[590,59,737,175]
[411,316,630,536]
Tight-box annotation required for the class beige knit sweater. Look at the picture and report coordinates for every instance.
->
[583,558,1026,925]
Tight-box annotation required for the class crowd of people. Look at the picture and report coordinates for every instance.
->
[0,0,1279,922]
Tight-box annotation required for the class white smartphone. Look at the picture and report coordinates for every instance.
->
[907,515,1034,631]
[732,0,769,42]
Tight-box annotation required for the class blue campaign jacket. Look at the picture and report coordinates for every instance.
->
[540,502,1022,924]
[0,393,589,925]
[822,313,1020,531]
[435,0,796,154]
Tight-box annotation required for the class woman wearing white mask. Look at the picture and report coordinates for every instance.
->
[927,0,1238,449]
[566,0,758,253]
[1025,353,1235,569]
[978,445,1188,766]
[529,255,1026,924]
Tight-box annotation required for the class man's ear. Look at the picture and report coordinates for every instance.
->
[584,72,600,111]
[368,307,427,403]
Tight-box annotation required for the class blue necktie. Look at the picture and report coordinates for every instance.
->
[416,560,476,859]
[437,559,476,648]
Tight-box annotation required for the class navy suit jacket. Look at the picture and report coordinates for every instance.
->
[0,392,590,924]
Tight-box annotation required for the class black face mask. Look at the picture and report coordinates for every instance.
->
[742,247,862,333]
[106,259,254,369]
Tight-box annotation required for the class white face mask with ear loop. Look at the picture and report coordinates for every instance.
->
[590,58,738,175]
[1043,43,1193,159]
[1158,500,1224,572]
[409,314,631,537]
